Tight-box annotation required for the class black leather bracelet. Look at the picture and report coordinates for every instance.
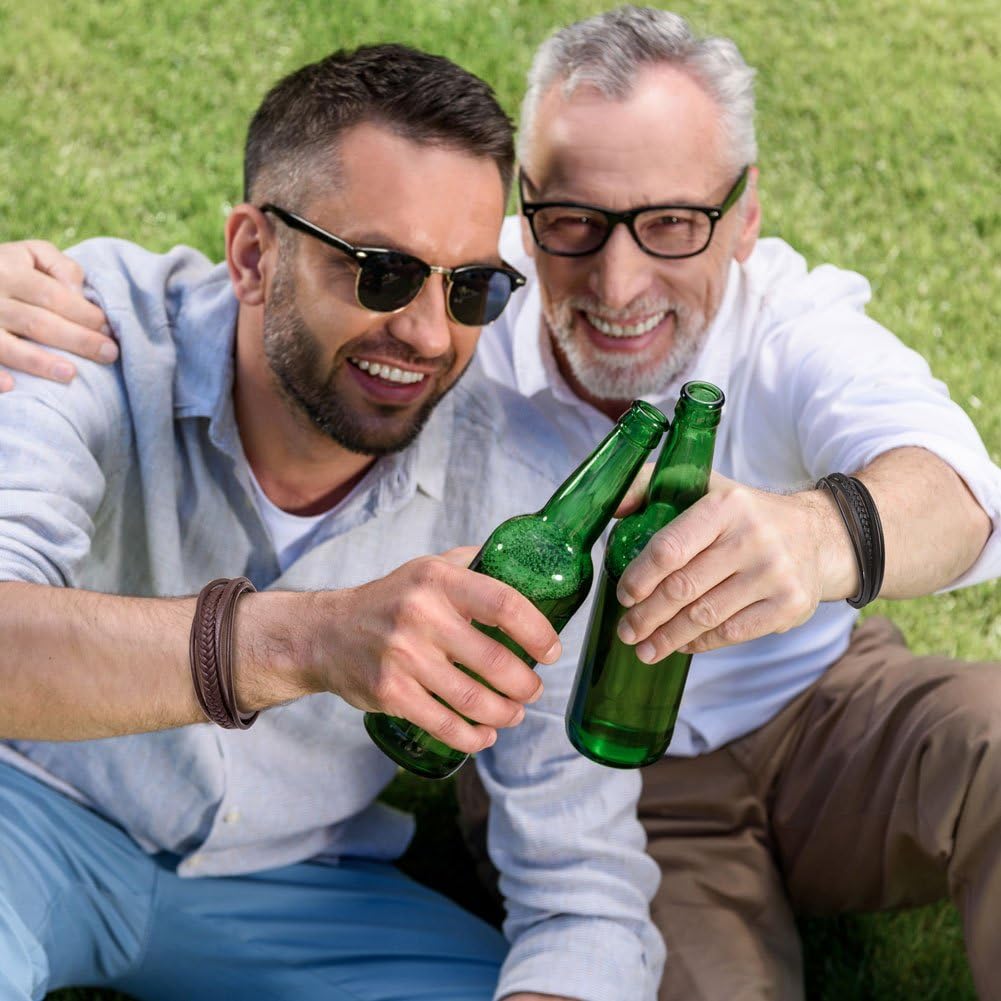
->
[816,473,885,609]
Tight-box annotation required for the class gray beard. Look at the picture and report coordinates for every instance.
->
[544,298,709,402]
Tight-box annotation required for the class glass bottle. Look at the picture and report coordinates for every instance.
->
[364,399,667,779]
[566,381,724,768]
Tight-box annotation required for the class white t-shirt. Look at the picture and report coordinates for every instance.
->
[479,218,1001,755]
[247,465,349,574]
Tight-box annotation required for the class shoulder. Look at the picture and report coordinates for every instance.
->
[67,239,218,344]
[742,237,874,328]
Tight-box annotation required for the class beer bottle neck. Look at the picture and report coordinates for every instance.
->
[646,383,723,511]
[541,400,665,550]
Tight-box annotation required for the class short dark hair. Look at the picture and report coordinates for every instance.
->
[244,43,514,206]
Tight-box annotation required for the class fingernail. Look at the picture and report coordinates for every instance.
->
[542,641,561,663]
[617,589,635,609]
[98,342,119,363]
[617,620,636,644]
[51,362,75,382]
[527,683,543,704]
[0,373,13,392]
[100,324,112,336]
[636,641,656,663]
[484,730,497,747]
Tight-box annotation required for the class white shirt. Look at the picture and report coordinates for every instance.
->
[480,217,1001,755]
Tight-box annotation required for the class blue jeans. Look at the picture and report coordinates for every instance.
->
[0,763,506,1000]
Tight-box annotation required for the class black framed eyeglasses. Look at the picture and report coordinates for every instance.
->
[519,166,750,260]
[260,204,526,327]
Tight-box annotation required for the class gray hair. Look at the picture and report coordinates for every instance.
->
[518,6,757,173]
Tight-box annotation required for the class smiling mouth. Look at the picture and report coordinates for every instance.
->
[349,358,428,385]
[583,311,668,338]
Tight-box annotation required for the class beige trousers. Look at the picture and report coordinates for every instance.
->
[456,617,1001,1000]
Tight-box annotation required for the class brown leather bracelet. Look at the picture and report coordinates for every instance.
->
[189,577,259,729]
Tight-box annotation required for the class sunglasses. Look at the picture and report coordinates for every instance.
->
[260,204,526,327]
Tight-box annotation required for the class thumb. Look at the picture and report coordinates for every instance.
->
[438,545,481,569]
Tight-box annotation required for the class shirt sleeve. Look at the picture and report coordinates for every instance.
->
[477,614,665,1001]
[0,359,128,586]
[757,262,1001,590]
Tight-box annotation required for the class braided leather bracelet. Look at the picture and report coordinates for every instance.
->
[189,577,259,729]
[816,473,886,609]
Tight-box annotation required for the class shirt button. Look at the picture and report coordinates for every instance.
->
[223,809,241,824]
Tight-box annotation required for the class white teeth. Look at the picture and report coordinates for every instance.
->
[586,312,666,338]
[351,359,426,385]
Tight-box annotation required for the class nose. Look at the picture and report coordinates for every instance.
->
[588,223,655,311]
[386,271,454,360]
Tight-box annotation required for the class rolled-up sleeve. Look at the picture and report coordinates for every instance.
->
[479,630,665,1001]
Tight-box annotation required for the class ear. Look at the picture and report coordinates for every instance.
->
[733,166,761,263]
[225,204,275,306]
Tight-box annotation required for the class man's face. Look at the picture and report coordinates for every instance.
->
[261,123,507,455]
[521,64,759,412]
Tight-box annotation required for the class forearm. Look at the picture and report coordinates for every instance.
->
[0,582,306,740]
[819,446,991,601]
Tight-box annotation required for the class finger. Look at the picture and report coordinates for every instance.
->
[21,240,86,291]
[372,670,499,755]
[0,299,118,372]
[5,264,109,334]
[678,597,785,655]
[438,545,481,569]
[449,572,561,671]
[0,329,75,383]
[0,369,13,393]
[632,568,762,663]
[618,541,739,647]
[436,615,544,712]
[616,497,723,608]
[613,461,654,518]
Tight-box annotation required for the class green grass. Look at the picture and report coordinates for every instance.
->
[3,0,997,998]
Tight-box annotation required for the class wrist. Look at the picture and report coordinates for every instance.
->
[232,591,315,711]
[800,487,860,602]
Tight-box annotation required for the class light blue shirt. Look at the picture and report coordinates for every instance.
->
[0,239,664,1001]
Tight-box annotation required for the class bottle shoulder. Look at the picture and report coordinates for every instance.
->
[474,513,593,597]
[606,502,680,577]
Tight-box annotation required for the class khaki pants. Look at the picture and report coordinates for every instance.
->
[456,617,1001,1000]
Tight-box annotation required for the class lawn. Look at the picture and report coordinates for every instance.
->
[2,0,997,998]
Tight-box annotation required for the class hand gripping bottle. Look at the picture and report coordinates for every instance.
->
[365,399,667,779]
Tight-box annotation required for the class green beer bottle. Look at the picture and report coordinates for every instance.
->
[364,399,667,780]
[566,381,724,768]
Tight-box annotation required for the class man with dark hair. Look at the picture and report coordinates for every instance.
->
[0,44,662,1001]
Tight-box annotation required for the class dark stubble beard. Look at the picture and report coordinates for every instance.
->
[262,258,463,457]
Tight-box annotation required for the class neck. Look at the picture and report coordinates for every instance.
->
[233,308,375,516]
